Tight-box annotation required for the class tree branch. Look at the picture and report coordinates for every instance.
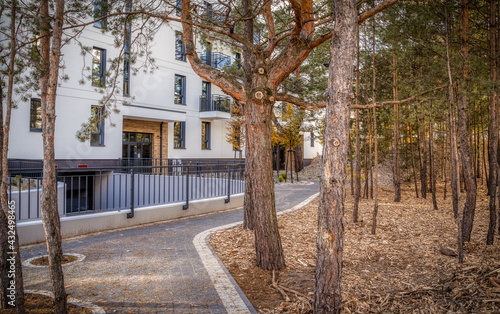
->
[275,93,323,111]
[358,0,399,24]
[351,85,446,109]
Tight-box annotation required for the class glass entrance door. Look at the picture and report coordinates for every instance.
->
[122,132,152,167]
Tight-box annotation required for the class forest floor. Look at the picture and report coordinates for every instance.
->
[210,178,500,313]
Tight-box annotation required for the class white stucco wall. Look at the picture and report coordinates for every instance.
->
[8,13,243,162]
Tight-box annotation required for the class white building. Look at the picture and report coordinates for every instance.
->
[7,3,320,169]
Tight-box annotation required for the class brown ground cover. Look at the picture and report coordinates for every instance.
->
[31,254,78,266]
[210,183,500,313]
[0,293,93,313]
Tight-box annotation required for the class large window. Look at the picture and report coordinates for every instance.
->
[91,106,105,146]
[201,121,211,149]
[175,31,186,61]
[93,0,107,28]
[310,133,315,147]
[174,75,186,104]
[173,122,185,149]
[92,48,106,87]
[29,98,42,132]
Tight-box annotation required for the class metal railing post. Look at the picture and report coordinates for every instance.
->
[225,166,231,203]
[183,167,189,210]
[127,168,135,218]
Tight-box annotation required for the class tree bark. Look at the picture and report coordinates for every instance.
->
[420,110,428,199]
[429,106,438,210]
[459,0,477,244]
[353,28,361,223]
[371,18,379,235]
[409,123,419,198]
[445,13,463,263]
[313,0,356,311]
[487,0,498,245]
[392,52,401,202]
[40,0,68,312]
[0,1,25,310]
[246,98,285,270]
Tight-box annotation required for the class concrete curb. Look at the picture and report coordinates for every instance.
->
[193,192,320,313]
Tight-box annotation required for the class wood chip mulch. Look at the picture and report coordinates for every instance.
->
[210,183,500,313]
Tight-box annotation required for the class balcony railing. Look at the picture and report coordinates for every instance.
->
[199,95,231,113]
[201,52,231,70]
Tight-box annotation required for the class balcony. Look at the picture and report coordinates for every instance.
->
[199,95,232,119]
[201,52,231,70]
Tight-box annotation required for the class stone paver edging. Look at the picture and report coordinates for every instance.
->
[193,192,320,313]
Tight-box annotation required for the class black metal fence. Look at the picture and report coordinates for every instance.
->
[199,94,232,113]
[8,163,245,221]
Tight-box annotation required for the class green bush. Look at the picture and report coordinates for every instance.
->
[278,176,284,183]
[280,173,287,180]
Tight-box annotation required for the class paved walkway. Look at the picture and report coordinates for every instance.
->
[20,181,319,313]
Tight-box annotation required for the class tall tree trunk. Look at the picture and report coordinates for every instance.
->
[245,98,285,270]
[313,0,356,311]
[364,133,369,199]
[243,131,254,230]
[0,1,25,310]
[368,111,373,199]
[349,135,354,195]
[409,123,419,198]
[420,111,428,199]
[459,0,477,244]
[487,0,498,245]
[429,106,438,210]
[353,28,361,223]
[444,122,448,200]
[392,52,401,202]
[40,0,68,312]
[445,12,463,263]
[371,18,379,234]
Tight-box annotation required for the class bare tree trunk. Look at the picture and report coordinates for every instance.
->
[353,28,361,223]
[313,0,356,311]
[409,123,420,198]
[0,1,25,310]
[243,130,254,230]
[364,134,369,199]
[444,122,448,200]
[369,112,373,199]
[420,111,428,198]
[429,106,438,210]
[40,0,68,311]
[246,99,285,270]
[459,0,477,244]
[349,135,354,195]
[370,18,379,234]
[393,52,401,202]
[445,13,463,263]
[487,0,498,245]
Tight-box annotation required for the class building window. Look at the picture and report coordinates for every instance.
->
[203,1,213,21]
[175,31,186,61]
[92,47,106,87]
[173,122,185,149]
[201,122,211,149]
[234,52,241,69]
[176,0,181,16]
[93,0,107,28]
[174,75,186,105]
[310,133,315,147]
[29,98,42,132]
[91,106,105,146]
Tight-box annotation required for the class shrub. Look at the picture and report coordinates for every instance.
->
[278,176,284,183]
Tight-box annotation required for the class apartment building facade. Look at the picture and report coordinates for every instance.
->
[7,3,322,168]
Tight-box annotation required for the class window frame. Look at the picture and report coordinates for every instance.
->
[174,74,186,105]
[175,31,186,62]
[201,121,211,150]
[90,106,105,147]
[92,47,106,87]
[173,121,186,149]
[29,98,42,132]
[176,0,181,16]
[310,133,315,147]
